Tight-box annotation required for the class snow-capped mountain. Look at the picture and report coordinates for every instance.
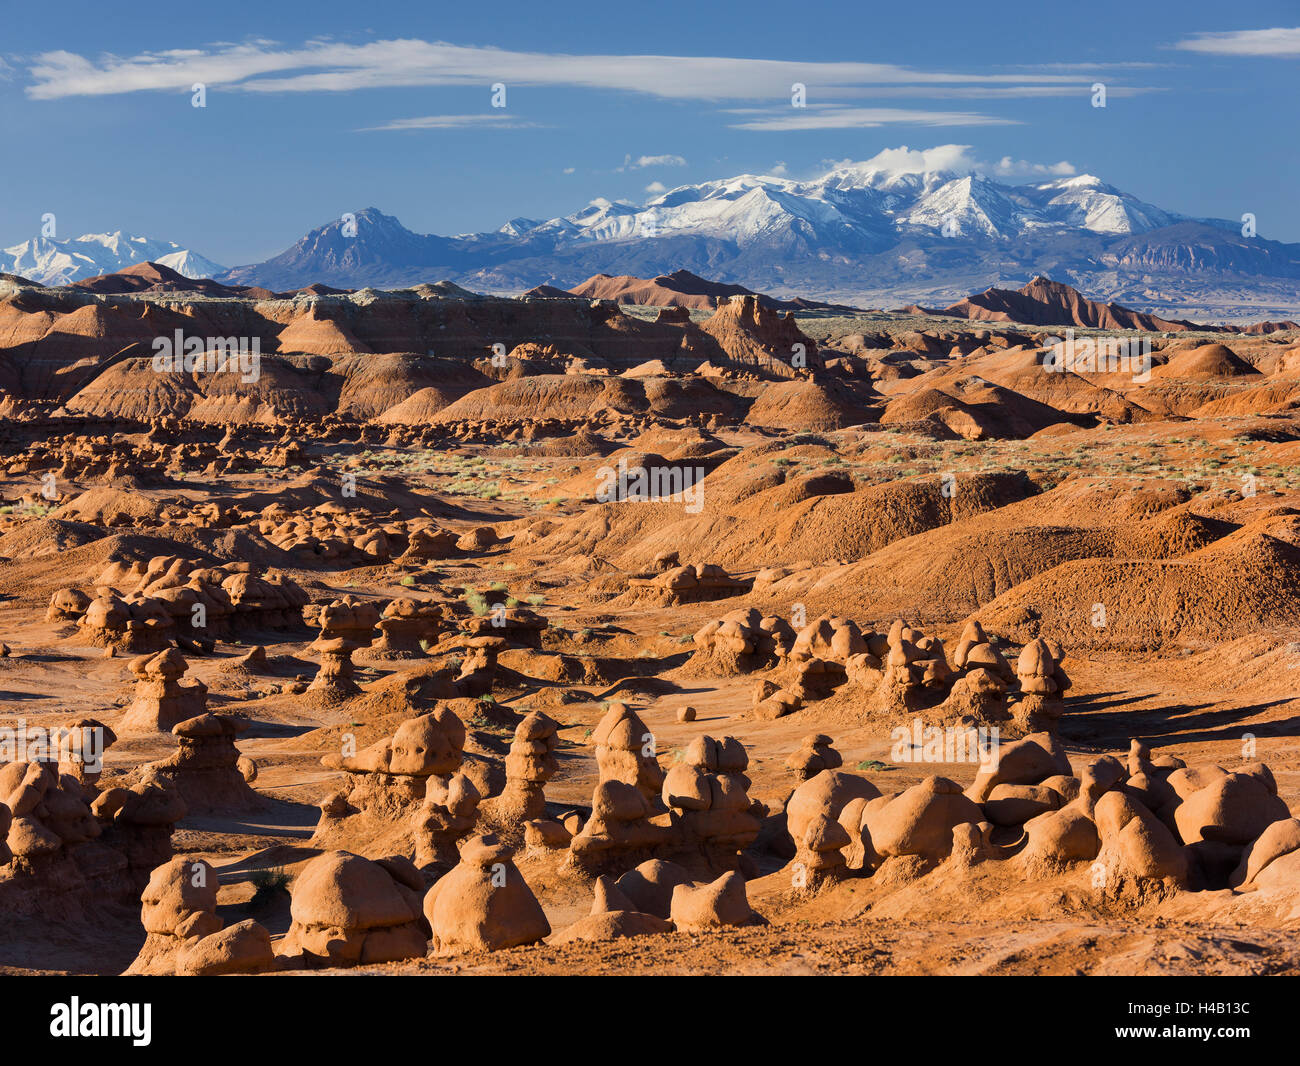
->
[517,168,1185,246]
[217,160,1300,316]
[1,232,224,286]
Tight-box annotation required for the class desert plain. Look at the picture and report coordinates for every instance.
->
[1,263,1299,977]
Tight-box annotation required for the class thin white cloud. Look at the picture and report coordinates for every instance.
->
[644,181,667,193]
[824,145,1075,179]
[990,155,1076,177]
[1006,61,1177,70]
[1174,27,1300,57]
[730,107,1017,131]
[628,154,686,168]
[358,113,540,131]
[828,84,1161,99]
[23,38,1089,100]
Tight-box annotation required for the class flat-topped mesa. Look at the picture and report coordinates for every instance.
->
[874,619,954,714]
[119,648,208,733]
[314,706,471,858]
[660,735,765,873]
[479,712,560,841]
[943,619,1015,724]
[629,563,752,606]
[691,607,796,674]
[304,597,381,698]
[133,713,264,814]
[369,597,443,659]
[281,851,428,968]
[124,855,275,976]
[1011,638,1072,732]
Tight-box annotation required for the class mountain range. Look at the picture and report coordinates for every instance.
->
[6,162,1300,319]
[1,232,225,287]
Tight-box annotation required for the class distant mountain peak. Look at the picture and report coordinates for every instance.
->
[199,160,1300,318]
[0,231,224,287]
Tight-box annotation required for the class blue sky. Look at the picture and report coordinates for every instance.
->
[2,0,1297,265]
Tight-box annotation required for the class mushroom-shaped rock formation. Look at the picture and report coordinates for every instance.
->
[591,702,665,806]
[549,874,673,944]
[125,856,275,975]
[133,713,264,814]
[660,734,764,872]
[281,851,428,967]
[370,598,443,659]
[965,732,1072,804]
[412,773,482,875]
[567,779,672,875]
[1093,791,1188,895]
[790,812,852,889]
[612,859,694,919]
[690,607,795,672]
[1012,638,1072,732]
[855,776,985,872]
[875,620,953,714]
[313,707,471,856]
[479,712,560,840]
[669,870,763,931]
[785,734,842,783]
[424,834,550,952]
[304,597,381,699]
[118,649,208,733]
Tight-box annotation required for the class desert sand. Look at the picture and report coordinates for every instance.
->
[2,267,1299,978]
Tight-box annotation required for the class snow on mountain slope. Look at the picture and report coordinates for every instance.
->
[502,161,1186,250]
[0,232,224,286]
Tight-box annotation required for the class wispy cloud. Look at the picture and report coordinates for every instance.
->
[822,145,1075,179]
[358,113,541,131]
[23,37,1089,101]
[728,106,1018,131]
[623,154,687,169]
[826,84,1161,99]
[1174,28,1300,57]
[644,181,667,194]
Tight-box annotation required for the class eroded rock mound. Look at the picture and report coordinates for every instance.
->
[281,851,428,967]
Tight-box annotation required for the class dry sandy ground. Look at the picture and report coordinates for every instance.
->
[4,316,1300,976]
